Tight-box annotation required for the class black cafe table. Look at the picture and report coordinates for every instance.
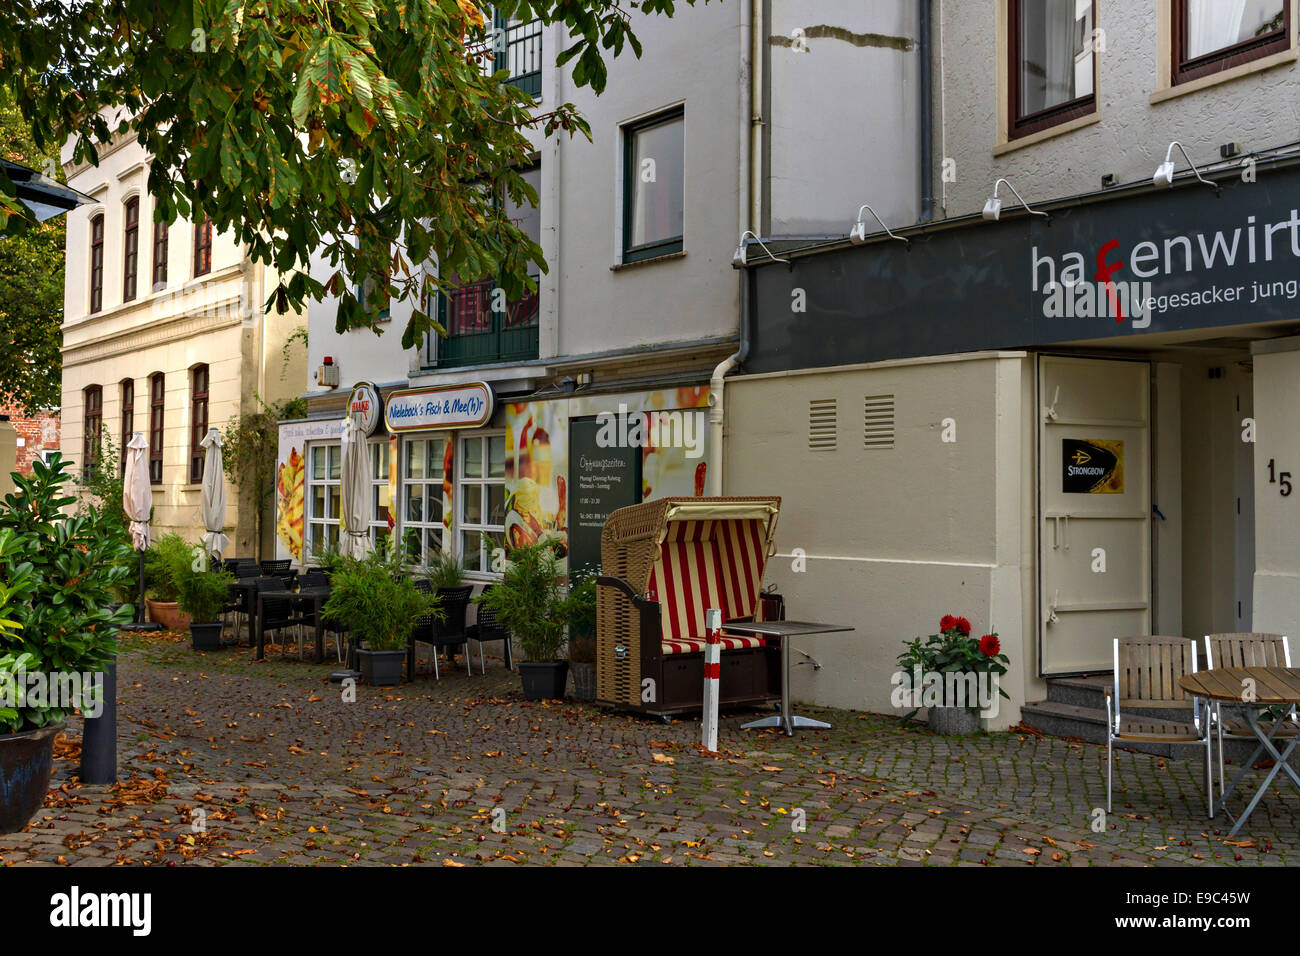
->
[254,586,331,663]
[722,620,855,736]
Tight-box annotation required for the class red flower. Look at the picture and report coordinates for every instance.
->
[939,615,957,632]
[954,617,972,636]
[979,634,1000,656]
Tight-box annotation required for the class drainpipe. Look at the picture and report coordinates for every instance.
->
[708,0,761,497]
[709,0,758,497]
[919,0,935,222]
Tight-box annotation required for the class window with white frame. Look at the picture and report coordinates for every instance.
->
[402,435,448,563]
[307,443,342,556]
[370,441,391,546]
[459,433,505,573]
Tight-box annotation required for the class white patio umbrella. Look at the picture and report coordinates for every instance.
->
[123,432,152,552]
[339,416,373,559]
[122,431,158,629]
[199,428,229,561]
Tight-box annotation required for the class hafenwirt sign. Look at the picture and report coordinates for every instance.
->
[748,161,1300,375]
[384,383,494,432]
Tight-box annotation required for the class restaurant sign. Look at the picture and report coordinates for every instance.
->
[384,382,494,432]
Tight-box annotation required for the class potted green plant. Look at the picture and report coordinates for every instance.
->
[421,547,466,590]
[896,614,1010,735]
[323,544,438,686]
[566,573,598,701]
[143,533,194,630]
[475,540,573,700]
[178,555,235,651]
[0,456,133,833]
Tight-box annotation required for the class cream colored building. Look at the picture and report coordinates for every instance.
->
[60,128,305,556]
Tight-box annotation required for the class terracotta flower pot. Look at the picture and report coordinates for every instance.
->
[145,599,191,631]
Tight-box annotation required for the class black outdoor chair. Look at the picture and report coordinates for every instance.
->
[300,570,329,590]
[408,585,474,679]
[256,576,308,658]
[467,584,513,672]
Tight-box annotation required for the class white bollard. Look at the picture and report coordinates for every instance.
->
[701,608,722,752]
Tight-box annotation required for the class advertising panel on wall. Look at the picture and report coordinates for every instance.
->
[503,386,710,572]
[274,418,345,563]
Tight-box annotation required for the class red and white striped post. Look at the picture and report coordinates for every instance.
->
[702,608,722,752]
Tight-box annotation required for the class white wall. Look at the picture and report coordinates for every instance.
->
[768,0,923,234]
[938,1,1300,216]
[724,352,1034,728]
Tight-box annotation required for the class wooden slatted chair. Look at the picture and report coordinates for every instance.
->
[1204,633,1296,796]
[1104,636,1212,816]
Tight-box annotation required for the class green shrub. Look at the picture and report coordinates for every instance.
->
[475,540,575,663]
[420,547,466,590]
[143,533,193,602]
[178,560,234,624]
[323,544,440,652]
[0,455,134,732]
[566,573,597,663]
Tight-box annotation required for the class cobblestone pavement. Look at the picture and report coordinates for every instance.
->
[3,631,1298,867]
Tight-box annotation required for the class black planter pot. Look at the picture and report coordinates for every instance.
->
[519,661,569,700]
[358,649,406,687]
[189,622,224,651]
[0,722,64,834]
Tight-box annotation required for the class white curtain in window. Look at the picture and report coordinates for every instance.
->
[1187,0,1248,59]
[1042,0,1077,108]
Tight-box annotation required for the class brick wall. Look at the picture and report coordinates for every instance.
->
[0,405,61,476]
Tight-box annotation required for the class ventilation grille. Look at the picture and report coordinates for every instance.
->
[863,394,895,449]
[808,399,837,451]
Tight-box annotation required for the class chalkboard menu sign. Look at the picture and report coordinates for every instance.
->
[568,416,641,578]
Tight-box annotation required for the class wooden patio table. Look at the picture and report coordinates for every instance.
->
[1179,667,1300,835]
[724,620,854,736]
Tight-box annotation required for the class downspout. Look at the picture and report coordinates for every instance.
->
[919,0,935,222]
[708,0,758,497]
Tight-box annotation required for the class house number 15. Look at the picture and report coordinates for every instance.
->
[1268,459,1293,497]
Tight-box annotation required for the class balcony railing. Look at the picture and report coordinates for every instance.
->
[424,277,540,369]
[468,17,542,98]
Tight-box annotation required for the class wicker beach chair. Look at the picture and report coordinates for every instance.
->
[596,496,782,719]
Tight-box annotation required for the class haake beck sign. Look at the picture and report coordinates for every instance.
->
[749,161,1300,375]
[384,382,494,432]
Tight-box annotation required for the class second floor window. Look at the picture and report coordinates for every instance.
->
[193,216,212,277]
[189,364,209,484]
[83,385,102,477]
[89,213,105,313]
[149,372,164,484]
[122,197,139,301]
[1174,0,1289,84]
[427,165,541,369]
[152,219,169,291]
[120,378,134,475]
[623,110,684,262]
[1009,0,1096,139]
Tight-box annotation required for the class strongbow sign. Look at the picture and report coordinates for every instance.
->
[348,381,382,435]
[384,383,494,432]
